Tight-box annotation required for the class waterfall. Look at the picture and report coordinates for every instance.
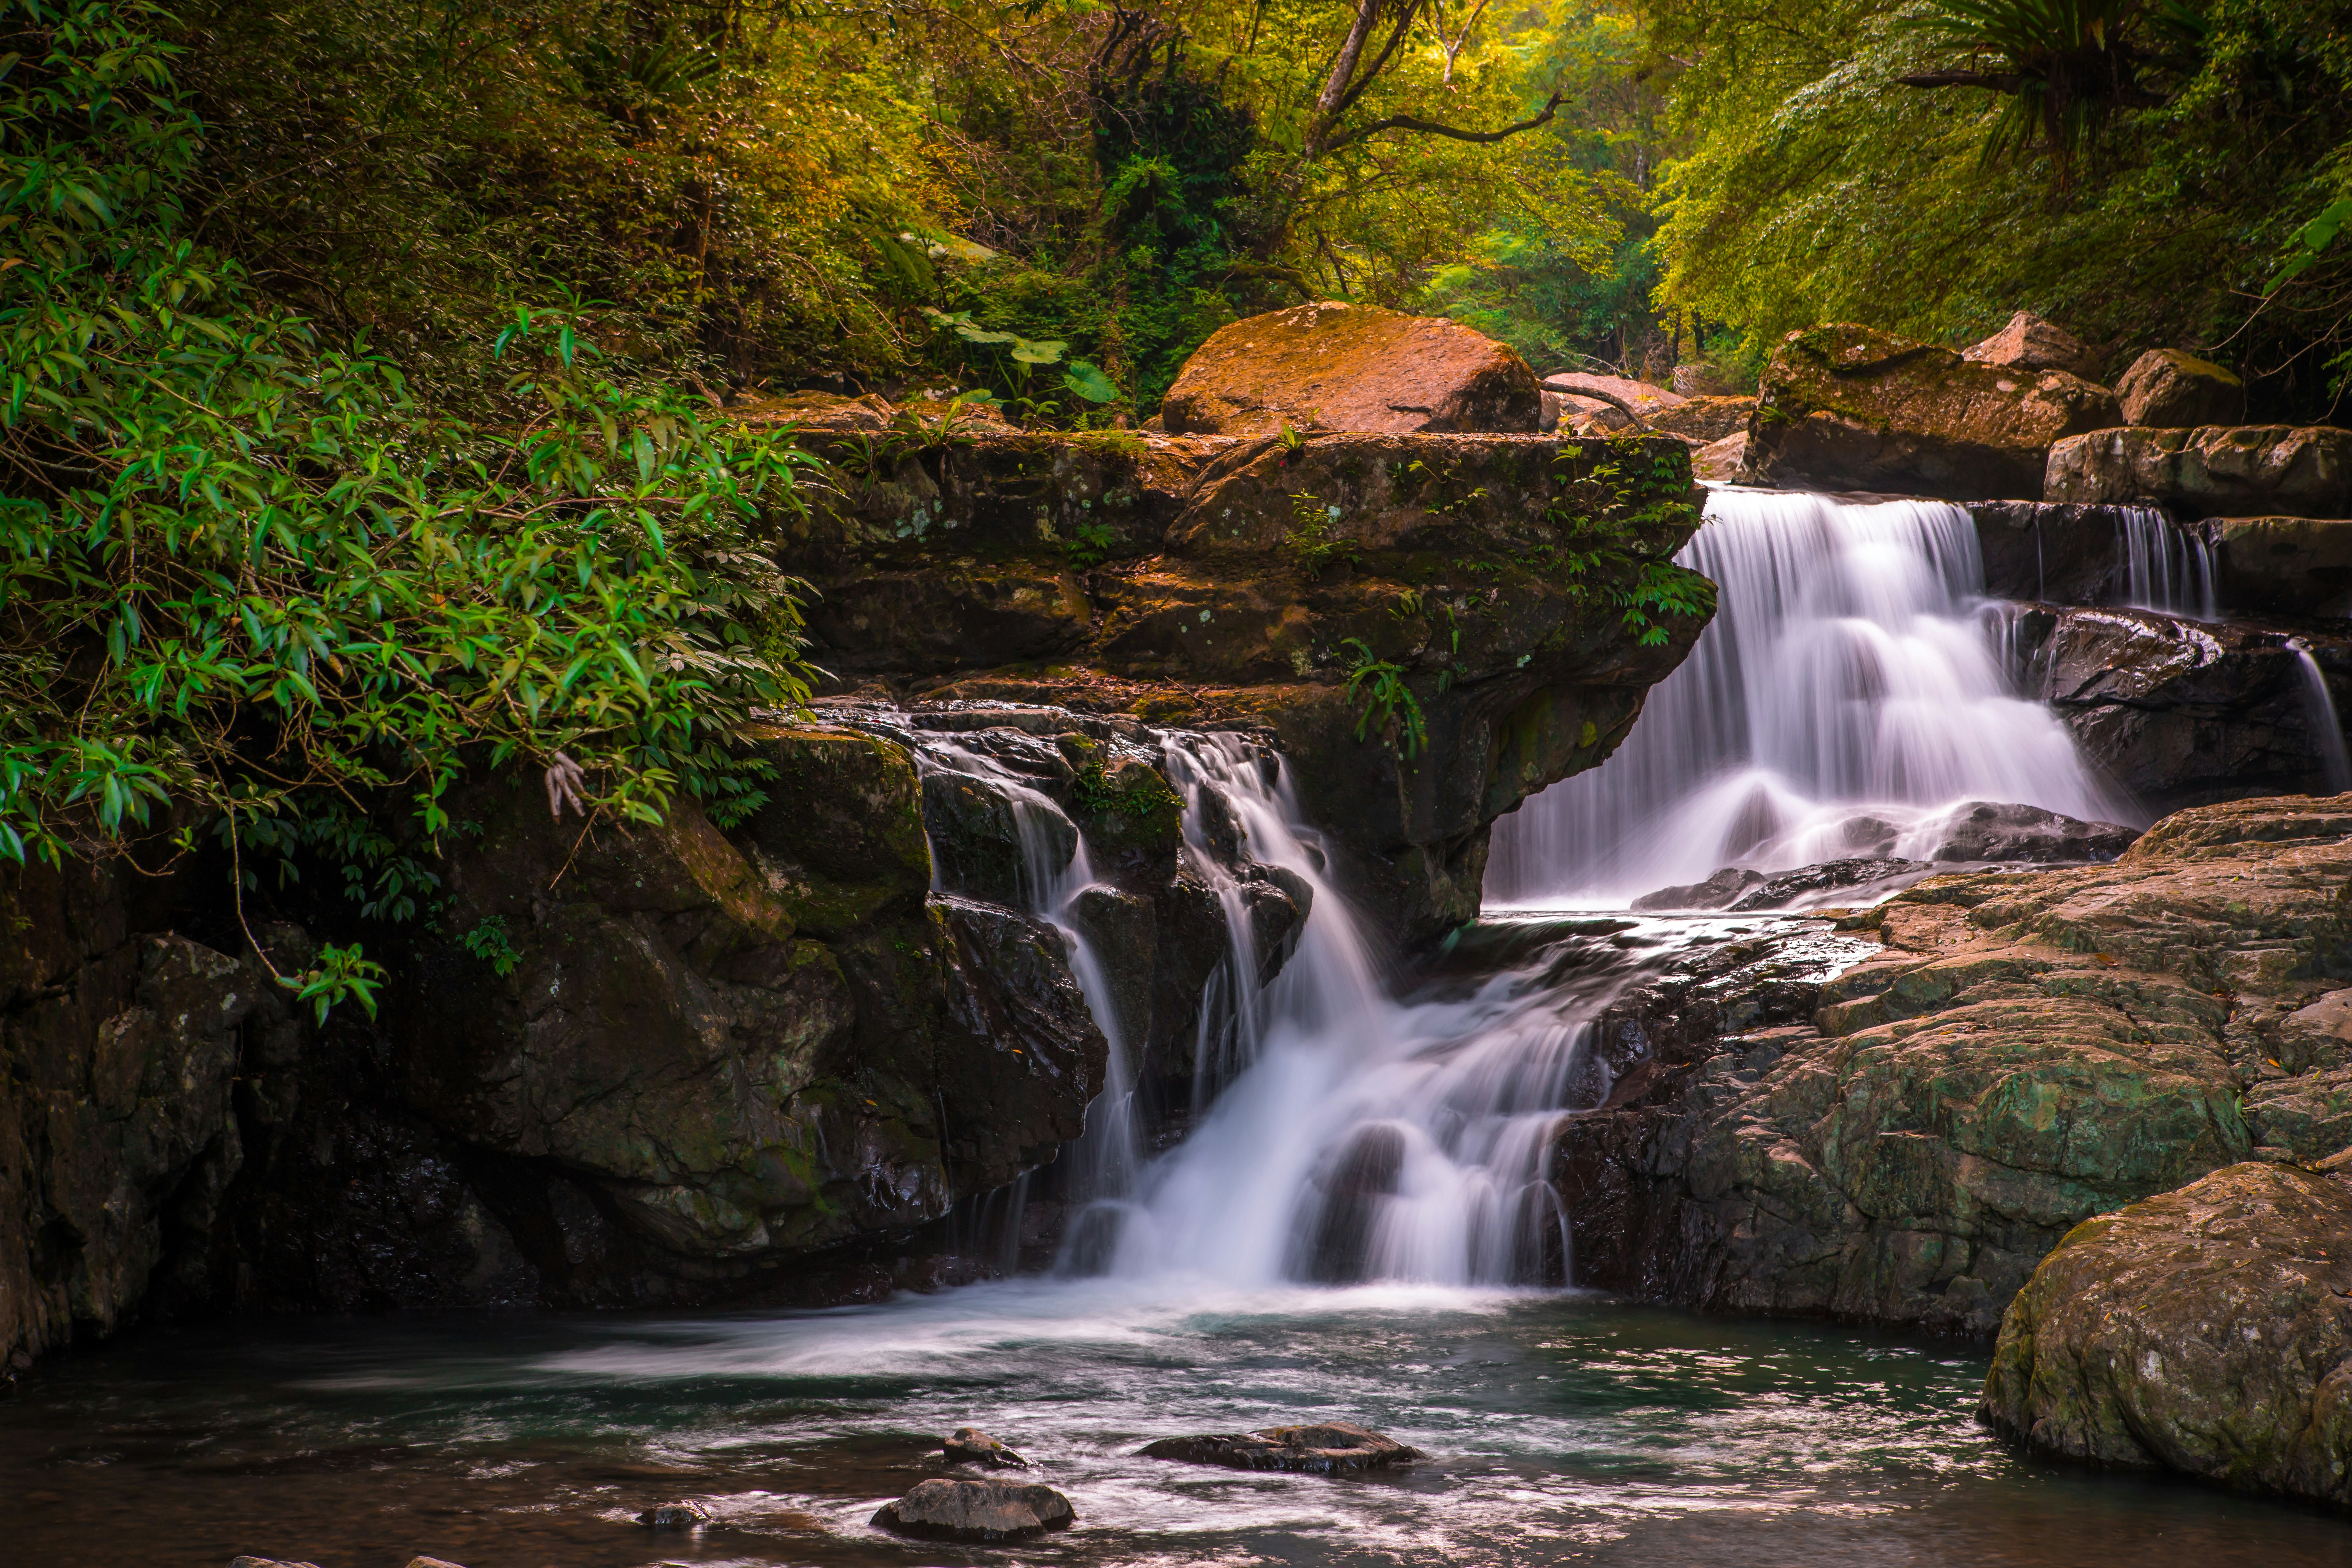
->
[1484,489,2121,907]
[2114,505,2218,618]
[1085,735,1606,1288]
[2287,641,2352,793]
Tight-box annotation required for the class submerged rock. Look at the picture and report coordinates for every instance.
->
[1741,322,2118,500]
[943,1426,1029,1468]
[1140,1420,1422,1472]
[2116,349,2243,429]
[871,1477,1075,1542]
[635,1502,709,1529]
[1162,302,1540,436]
[1981,1161,2352,1506]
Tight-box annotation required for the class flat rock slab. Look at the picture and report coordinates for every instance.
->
[871,1477,1075,1542]
[1141,1420,1423,1473]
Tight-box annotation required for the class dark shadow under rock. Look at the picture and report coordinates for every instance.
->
[1139,1420,1422,1473]
[871,1477,1074,1542]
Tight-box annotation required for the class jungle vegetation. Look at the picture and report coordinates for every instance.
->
[3,0,2350,1000]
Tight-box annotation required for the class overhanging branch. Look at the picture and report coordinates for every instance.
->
[1319,89,1565,153]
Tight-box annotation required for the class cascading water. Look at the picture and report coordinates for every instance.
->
[1485,489,2123,906]
[2113,505,2219,618]
[2286,640,2352,794]
[1066,736,1620,1288]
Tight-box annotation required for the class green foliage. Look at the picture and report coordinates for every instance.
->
[1281,493,1361,576]
[1064,520,1120,568]
[282,941,387,1023]
[0,0,817,922]
[1340,637,1427,761]
[458,915,522,977]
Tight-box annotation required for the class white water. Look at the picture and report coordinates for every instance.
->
[2114,505,2218,618]
[1485,489,2123,906]
[2288,641,2352,794]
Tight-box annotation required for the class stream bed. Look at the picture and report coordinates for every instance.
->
[4,1281,2347,1567]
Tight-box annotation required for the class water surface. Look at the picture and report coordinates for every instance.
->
[6,1281,2345,1567]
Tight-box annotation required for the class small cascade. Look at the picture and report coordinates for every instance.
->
[2288,640,2352,793]
[1087,737,1621,1288]
[2113,505,2219,618]
[1485,489,2122,906]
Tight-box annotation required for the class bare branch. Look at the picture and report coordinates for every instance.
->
[1318,88,1565,154]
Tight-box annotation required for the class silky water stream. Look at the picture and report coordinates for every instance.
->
[6,490,2349,1566]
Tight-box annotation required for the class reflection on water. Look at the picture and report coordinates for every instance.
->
[4,1282,2347,1567]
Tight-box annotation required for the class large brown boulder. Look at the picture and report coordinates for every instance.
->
[2117,349,2244,428]
[1963,311,2104,382]
[2044,423,2352,517]
[1161,302,1539,436]
[1743,323,2120,499]
[1981,1161,2352,1506]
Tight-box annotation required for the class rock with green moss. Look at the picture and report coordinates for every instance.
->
[1742,323,2118,500]
[2116,349,2244,428]
[1556,792,2352,1337]
[2044,424,2352,517]
[1980,1160,2352,1505]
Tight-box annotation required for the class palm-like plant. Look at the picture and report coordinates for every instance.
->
[1897,0,2185,181]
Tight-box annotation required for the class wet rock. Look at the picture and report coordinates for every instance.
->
[1920,801,2138,863]
[1141,1419,1423,1472]
[1742,323,2118,500]
[404,1557,472,1568]
[2211,515,2352,617]
[636,1502,709,1529]
[230,1558,322,1568]
[2009,605,2349,810]
[743,726,933,939]
[943,1426,1029,1467]
[1965,500,2207,604]
[2116,349,2244,429]
[1963,312,2104,383]
[1162,302,1539,436]
[921,767,1078,907]
[1726,858,1931,911]
[1981,1162,2352,1505]
[2043,424,2352,518]
[1,858,265,1368]
[1631,867,1766,912]
[871,1477,1075,1542]
[1557,793,2352,1336]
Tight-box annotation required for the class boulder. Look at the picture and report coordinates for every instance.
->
[2117,349,2244,428]
[404,1559,470,1568]
[2009,605,2351,810]
[1965,500,2207,605]
[1648,395,1753,444]
[1743,324,2119,501]
[943,1426,1028,1468]
[1962,312,2104,383]
[1920,801,2138,863]
[1140,1420,1423,1473]
[1691,430,1746,482]
[2043,424,2352,518]
[735,390,897,433]
[871,1477,1075,1542]
[2211,515,2352,616]
[1556,793,2352,1336]
[1981,1162,2352,1506]
[1542,372,1684,421]
[1161,303,1539,436]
